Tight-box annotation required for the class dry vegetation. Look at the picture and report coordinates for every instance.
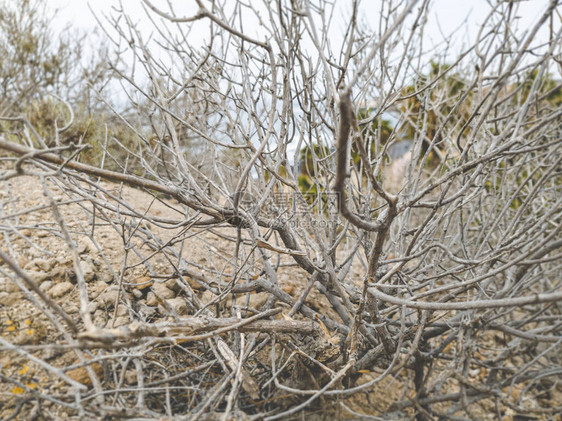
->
[0,0,561,419]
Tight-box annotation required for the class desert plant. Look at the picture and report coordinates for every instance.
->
[0,0,561,419]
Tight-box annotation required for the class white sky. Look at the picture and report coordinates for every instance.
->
[49,0,555,49]
[45,0,560,88]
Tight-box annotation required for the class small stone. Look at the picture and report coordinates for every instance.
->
[20,229,32,237]
[28,270,50,284]
[152,282,175,299]
[40,280,54,292]
[133,276,153,291]
[93,309,108,327]
[166,297,188,315]
[90,281,108,299]
[146,291,158,306]
[4,280,20,293]
[97,287,120,306]
[112,316,129,327]
[165,278,182,293]
[87,301,98,313]
[17,256,30,268]
[77,239,92,255]
[116,304,128,316]
[0,292,9,305]
[66,362,104,387]
[35,258,56,272]
[183,276,205,291]
[97,271,114,284]
[49,281,74,298]
[64,303,80,314]
[80,259,96,283]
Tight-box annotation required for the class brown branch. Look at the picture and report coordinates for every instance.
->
[333,91,383,232]
[78,308,318,343]
[0,137,222,219]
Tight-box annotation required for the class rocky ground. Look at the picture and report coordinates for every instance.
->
[1,162,560,420]
[0,169,369,419]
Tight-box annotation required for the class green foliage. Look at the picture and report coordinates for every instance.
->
[297,173,311,193]
[0,0,140,170]
[355,108,393,162]
[297,144,332,210]
[396,61,471,160]
[357,108,393,144]
[297,173,333,219]
[0,0,84,114]
[516,69,562,109]
[298,143,331,178]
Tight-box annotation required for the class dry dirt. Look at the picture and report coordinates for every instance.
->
[0,166,560,420]
[0,170,368,419]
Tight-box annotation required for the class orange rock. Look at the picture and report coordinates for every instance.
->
[66,362,104,387]
[184,276,205,291]
[281,283,297,296]
[134,276,153,290]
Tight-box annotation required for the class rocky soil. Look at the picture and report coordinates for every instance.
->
[0,170,371,419]
[1,165,560,420]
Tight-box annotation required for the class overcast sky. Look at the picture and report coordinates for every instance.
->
[48,0,555,50]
